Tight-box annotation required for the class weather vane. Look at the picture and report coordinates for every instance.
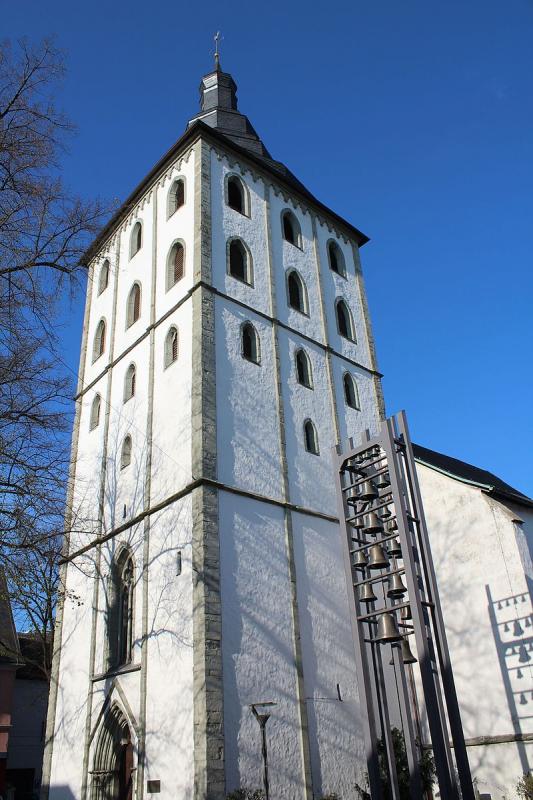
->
[214,31,222,69]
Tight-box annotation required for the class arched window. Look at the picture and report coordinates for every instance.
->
[130,221,142,258]
[167,241,185,290]
[107,549,135,670]
[168,178,185,217]
[295,348,313,389]
[121,435,132,469]
[93,319,106,362]
[241,322,260,364]
[304,419,319,455]
[227,175,247,215]
[282,210,302,248]
[126,283,141,328]
[91,705,133,800]
[98,260,110,295]
[90,394,101,430]
[164,326,179,368]
[328,240,346,278]
[287,270,307,314]
[336,298,356,342]
[124,364,136,403]
[343,373,360,410]
[228,238,252,285]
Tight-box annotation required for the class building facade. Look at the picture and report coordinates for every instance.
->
[43,63,384,800]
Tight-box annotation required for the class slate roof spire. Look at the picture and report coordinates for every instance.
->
[188,61,272,158]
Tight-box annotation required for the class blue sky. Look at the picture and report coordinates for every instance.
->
[6,0,533,494]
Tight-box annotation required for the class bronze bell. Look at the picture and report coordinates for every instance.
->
[390,637,417,665]
[349,513,365,529]
[387,571,407,598]
[401,604,412,621]
[375,611,402,643]
[367,543,389,570]
[363,512,384,535]
[375,471,391,489]
[380,504,392,519]
[387,518,398,532]
[358,480,378,501]
[345,486,359,506]
[359,583,377,604]
[388,538,402,558]
[352,550,368,571]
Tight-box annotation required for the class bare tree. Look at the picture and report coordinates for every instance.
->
[0,38,111,661]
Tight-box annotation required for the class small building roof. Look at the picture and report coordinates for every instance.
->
[413,443,533,510]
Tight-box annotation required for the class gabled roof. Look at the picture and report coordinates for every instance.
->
[413,443,533,510]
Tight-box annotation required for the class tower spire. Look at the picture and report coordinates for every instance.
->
[214,31,221,71]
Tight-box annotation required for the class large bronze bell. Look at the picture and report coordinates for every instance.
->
[359,583,377,604]
[367,543,389,570]
[387,538,402,558]
[363,512,384,535]
[357,480,378,501]
[375,471,391,489]
[352,550,368,571]
[390,637,417,665]
[375,611,402,643]
[387,571,407,598]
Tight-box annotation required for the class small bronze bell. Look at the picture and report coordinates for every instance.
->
[380,505,392,519]
[388,538,402,558]
[359,583,377,604]
[375,612,402,643]
[352,550,368,571]
[387,571,407,598]
[390,637,417,665]
[345,486,359,506]
[386,518,398,532]
[349,513,365,529]
[358,480,378,501]
[367,543,389,570]
[375,471,391,489]
[363,512,384,535]
[401,604,412,621]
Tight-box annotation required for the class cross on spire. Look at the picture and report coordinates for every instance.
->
[214,31,222,70]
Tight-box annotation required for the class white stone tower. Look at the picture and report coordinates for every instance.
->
[43,61,384,800]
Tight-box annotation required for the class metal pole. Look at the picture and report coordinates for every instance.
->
[260,716,270,800]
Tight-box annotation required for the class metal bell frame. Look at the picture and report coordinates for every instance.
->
[334,411,474,800]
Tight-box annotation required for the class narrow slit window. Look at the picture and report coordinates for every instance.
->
[121,435,132,469]
[328,241,346,277]
[227,176,246,214]
[241,322,260,364]
[164,326,179,368]
[343,373,360,410]
[93,319,106,361]
[287,270,307,314]
[124,364,136,402]
[107,549,135,669]
[282,210,301,248]
[336,299,356,342]
[304,419,319,455]
[295,349,313,389]
[127,284,141,328]
[168,179,185,216]
[228,239,252,285]
[98,260,109,295]
[167,242,185,290]
[90,394,101,430]
[130,222,142,258]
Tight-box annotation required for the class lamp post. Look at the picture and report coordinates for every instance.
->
[249,702,276,800]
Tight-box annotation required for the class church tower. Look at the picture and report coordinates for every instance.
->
[43,60,384,800]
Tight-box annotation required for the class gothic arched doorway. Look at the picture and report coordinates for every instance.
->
[91,704,134,800]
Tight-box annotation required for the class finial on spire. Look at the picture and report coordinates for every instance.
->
[214,31,222,70]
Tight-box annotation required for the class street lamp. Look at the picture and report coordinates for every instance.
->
[249,702,277,800]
